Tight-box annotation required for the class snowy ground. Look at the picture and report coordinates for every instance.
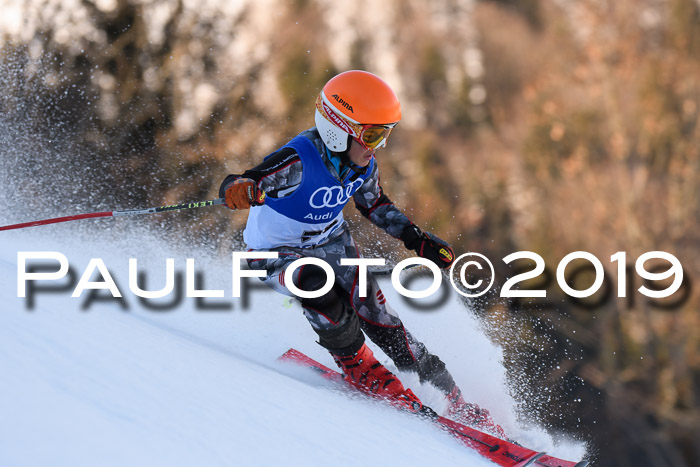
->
[0,224,586,466]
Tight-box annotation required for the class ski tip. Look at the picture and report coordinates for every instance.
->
[277,348,299,361]
[278,348,312,364]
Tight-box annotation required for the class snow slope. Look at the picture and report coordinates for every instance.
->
[0,225,585,466]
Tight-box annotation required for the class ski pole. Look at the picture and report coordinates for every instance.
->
[0,198,226,232]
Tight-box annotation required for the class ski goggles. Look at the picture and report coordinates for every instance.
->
[356,123,397,150]
[316,94,398,150]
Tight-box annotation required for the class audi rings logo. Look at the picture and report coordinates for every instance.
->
[309,180,364,209]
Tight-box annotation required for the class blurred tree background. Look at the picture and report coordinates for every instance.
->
[1,0,699,465]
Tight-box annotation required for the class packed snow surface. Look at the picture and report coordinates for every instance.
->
[0,225,585,466]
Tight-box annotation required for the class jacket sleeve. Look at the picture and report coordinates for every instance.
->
[219,147,302,199]
[352,163,413,238]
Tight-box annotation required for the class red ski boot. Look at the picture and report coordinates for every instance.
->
[445,386,507,438]
[332,343,422,412]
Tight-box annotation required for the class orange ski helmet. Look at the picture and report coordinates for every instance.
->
[315,70,401,152]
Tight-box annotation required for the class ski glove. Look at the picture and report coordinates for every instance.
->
[400,224,455,269]
[224,178,266,210]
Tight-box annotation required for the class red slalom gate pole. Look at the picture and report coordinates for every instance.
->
[0,198,226,232]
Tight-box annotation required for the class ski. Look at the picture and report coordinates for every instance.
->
[279,348,588,467]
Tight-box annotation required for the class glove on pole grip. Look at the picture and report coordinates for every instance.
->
[224,178,266,210]
[400,224,455,269]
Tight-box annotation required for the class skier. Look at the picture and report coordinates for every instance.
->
[220,70,505,437]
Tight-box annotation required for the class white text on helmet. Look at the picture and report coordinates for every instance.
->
[322,101,356,136]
